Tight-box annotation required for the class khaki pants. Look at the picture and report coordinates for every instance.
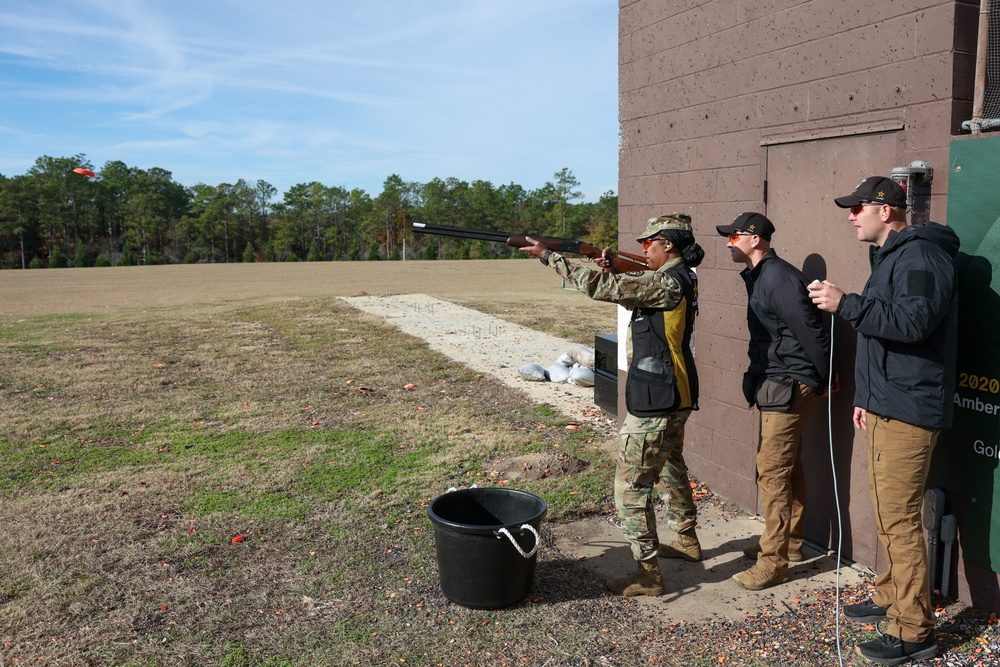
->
[615,410,693,561]
[756,381,819,575]
[867,413,938,643]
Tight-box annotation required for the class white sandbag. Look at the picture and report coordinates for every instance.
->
[556,352,575,367]
[518,363,548,382]
[545,362,571,383]
[568,364,595,387]
[567,344,596,369]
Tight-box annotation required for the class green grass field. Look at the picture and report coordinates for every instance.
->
[1,261,631,666]
[3,261,993,666]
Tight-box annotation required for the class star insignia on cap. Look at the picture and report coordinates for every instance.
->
[877,191,885,198]
[748,224,756,231]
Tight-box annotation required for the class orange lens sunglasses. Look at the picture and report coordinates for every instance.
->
[850,203,881,215]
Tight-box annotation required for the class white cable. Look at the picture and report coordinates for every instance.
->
[811,279,843,667]
[827,314,844,667]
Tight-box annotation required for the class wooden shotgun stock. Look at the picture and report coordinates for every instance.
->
[411,222,649,273]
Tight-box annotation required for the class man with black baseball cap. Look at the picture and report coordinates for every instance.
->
[715,212,830,591]
[810,176,960,665]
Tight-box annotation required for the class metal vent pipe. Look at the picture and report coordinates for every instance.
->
[969,0,994,134]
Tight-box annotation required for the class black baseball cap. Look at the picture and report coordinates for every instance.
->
[834,176,907,208]
[715,212,774,241]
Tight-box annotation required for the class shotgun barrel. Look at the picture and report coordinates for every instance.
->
[412,222,649,273]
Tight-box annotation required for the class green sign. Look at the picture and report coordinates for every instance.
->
[932,135,1000,569]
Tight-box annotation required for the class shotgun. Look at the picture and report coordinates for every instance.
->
[411,222,649,273]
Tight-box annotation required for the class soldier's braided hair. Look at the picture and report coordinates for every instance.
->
[659,229,705,268]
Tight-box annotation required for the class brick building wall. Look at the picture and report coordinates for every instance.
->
[617,0,979,576]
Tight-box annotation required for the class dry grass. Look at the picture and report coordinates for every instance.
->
[0,263,631,666]
[3,263,992,667]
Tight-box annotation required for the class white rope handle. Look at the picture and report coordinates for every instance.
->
[495,524,540,558]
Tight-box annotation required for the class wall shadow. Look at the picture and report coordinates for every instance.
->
[799,253,862,563]
[931,252,1000,608]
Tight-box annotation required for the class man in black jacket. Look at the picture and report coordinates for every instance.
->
[717,212,830,591]
[810,176,959,666]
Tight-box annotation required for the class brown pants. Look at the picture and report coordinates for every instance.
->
[867,413,939,643]
[756,381,819,575]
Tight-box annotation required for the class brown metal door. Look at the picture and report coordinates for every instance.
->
[764,133,899,572]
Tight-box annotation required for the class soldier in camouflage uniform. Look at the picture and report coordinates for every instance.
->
[521,214,705,597]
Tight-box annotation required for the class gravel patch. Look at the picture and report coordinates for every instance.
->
[341,293,616,432]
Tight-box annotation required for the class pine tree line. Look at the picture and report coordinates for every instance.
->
[0,156,618,269]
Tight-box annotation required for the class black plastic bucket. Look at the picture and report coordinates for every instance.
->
[427,487,547,609]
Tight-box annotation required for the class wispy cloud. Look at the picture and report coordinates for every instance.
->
[1,0,618,200]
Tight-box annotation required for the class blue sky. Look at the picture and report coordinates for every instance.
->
[0,1,619,202]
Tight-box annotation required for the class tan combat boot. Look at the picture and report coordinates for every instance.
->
[731,562,789,591]
[606,558,664,597]
[657,527,702,562]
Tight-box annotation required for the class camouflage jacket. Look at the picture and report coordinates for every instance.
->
[544,252,692,433]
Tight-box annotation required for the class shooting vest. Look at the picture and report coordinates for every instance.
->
[625,263,699,417]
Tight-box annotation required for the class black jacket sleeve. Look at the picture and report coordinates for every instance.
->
[769,278,831,385]
[838,241,955,344]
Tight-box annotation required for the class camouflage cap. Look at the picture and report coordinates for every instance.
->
[635,213,693,242]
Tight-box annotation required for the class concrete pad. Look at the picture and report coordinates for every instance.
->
[550,511,867,621]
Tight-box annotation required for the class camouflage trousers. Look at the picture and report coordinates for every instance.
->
[614,410,695,561]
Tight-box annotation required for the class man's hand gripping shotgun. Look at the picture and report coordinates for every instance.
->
[411,222,649,273]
